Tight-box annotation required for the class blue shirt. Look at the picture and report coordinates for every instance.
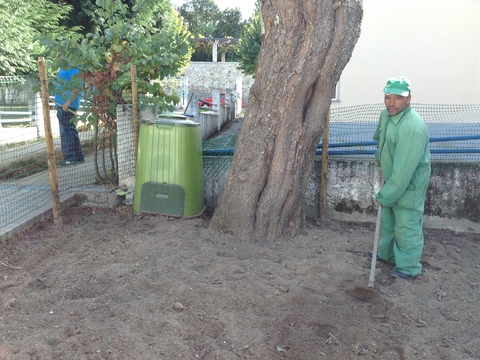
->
[55,67,81,110]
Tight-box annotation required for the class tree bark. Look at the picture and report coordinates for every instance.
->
[210,0,363,240]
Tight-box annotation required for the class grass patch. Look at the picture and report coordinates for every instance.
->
[0,140,95,180]
[0,157,49,180]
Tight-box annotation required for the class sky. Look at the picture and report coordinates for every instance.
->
[170,0,256,21]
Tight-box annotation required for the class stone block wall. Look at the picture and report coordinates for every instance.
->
[203,158,480,233]
[182,62,254,105]
[306,160,480,233]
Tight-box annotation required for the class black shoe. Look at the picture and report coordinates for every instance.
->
[76,158,85,163]
[57,160,77,166]
[390,269,415,281]
[367,251,395,265]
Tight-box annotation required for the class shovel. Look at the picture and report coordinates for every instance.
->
[354,205,382,295]
[367,205,382,289]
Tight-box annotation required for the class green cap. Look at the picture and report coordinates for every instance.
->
[383,77,411,97]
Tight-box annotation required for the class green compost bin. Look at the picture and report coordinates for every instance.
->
[133,114,204,217]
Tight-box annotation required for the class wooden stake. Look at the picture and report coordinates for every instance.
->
[319,111,330,220]
[184,92,194,114]
[131,65,139,164]
[38,57,62,225]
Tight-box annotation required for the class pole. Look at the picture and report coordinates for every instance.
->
[367,205,382,289]
[131,65,139,164]
[319,111,330,220]
[38,57,62,225]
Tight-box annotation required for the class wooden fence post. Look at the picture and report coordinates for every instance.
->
[38,57,62,225]
[319,111,330,220]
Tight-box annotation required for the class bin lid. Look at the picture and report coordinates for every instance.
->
[142,113,199,127]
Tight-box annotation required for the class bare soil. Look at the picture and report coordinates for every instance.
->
[1,203,479,359]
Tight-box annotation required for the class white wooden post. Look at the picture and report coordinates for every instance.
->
[182,75,189,109]
[225,89,235,121]
[235,77,243,117]
[212,90,220,129]
[212,90,220,111]
[34,93,43,137]
[212,40,218,63]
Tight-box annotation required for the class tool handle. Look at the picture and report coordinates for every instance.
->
[54,102,78,115]
[367,205,382,289]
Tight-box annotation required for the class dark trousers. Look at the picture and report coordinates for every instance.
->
[57,107,84,162]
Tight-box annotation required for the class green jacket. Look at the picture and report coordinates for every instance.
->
[373,106,431,208]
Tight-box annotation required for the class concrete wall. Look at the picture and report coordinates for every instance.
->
[204,159,480,233]
[333,0,480,107]
[308,160,479,233]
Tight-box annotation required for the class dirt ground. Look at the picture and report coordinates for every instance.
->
[0,203,479,360]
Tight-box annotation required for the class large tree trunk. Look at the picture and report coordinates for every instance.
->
[210,0,363,240]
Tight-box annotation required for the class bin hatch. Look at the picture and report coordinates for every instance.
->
[140,182,185,216]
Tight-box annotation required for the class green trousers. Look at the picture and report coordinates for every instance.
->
[378,206,424,276]
[377,166,430,277]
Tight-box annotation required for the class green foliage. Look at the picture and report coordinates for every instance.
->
[0,0,74,75]
[177,0,246,61]
[39,0,192,184]
[177,0,221,38]
[49,0,100,35]
[237,1,262,76]
[41,0,192,117]
[49,0,137,35]
[213,9,244,38]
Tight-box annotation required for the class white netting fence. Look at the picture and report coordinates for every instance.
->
[1,75,479,232]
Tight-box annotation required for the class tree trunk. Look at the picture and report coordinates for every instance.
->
[210,0,363,240]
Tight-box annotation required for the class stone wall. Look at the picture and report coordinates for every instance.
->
[306,160,480,233]
[203,158,480,233]
[182,62,254,105]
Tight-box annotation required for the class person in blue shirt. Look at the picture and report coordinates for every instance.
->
[54,64,84,166]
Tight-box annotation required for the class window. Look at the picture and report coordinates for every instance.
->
[332,82,340,102]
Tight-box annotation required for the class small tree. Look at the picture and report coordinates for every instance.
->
[237,0,262,76]
[213,8,244,38]
[41,0,192,183]
[1,77,27,108]
[177,0,221,38]
[177,0,245,61]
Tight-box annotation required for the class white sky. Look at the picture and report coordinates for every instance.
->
[171,0,256,21]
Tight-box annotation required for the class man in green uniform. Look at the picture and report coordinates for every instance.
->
[371,77,431,280]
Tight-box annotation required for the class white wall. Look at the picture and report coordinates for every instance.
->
[333,0,480,107]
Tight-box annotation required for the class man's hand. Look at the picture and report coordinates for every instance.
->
[373,195,384,208]
[62,89,79,111]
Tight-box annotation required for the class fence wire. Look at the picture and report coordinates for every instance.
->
[202,104,480,177]
[326,104,480,162]
[1,76,479,232]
